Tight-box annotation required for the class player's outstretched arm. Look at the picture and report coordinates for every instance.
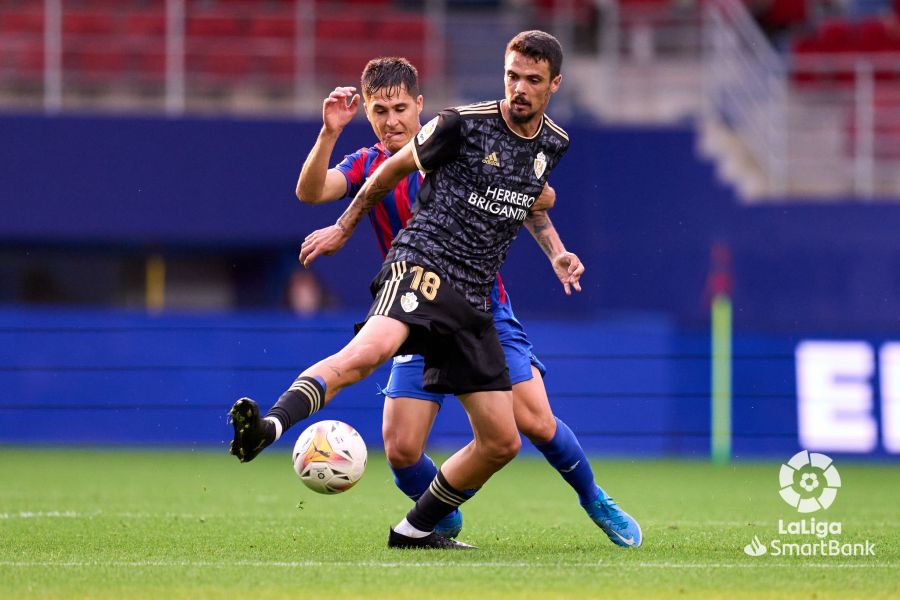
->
[296,86,360,204]
[524,209,584,295]
[299,142,418,267]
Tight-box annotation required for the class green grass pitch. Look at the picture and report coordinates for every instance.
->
[1,447,897,599]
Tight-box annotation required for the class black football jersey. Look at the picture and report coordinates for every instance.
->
[385,100,569,310]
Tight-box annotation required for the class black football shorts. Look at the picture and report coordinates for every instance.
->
[357,260,511,395]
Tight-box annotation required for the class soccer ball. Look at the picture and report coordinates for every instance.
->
[292,420,367,494]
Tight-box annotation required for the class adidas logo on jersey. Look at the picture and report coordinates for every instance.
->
[482,152,500,167]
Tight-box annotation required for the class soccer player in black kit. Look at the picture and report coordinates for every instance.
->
[229,30,642,549]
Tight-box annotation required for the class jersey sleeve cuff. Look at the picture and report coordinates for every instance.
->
[411,143,431,174]
[336,168,353,198]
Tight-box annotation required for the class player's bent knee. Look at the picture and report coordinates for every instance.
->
[383,438,423,469]
[479,434,521,466]
[520,416,556,445]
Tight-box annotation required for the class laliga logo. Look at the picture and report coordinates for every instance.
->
[779,450,841,513]
[743,452,874,558]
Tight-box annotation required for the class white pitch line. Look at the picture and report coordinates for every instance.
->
[0,511,81,519]
[3,513,898,531]
[0,511,200,520]
[0,560,895,570]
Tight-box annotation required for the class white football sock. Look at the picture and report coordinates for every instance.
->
[264,416,282,441]
[394,518,430,538]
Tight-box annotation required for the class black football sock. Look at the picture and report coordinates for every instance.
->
[405,469,474,533]
[265,375,325,434]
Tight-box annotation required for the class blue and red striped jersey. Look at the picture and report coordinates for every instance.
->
[336,142,421,258]
[335,141,512,313]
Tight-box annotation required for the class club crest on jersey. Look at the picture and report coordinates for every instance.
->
[400,292,419,313]
[417,117,438,145]
[533,151,547,179]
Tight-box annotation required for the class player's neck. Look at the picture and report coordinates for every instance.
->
[500,100,543,139]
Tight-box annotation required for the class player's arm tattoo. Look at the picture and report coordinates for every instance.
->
[524,210,562,260]
[335,167,396,234]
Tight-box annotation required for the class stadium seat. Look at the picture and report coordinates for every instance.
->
[258,54,295,78]
[817,20,855,53]
[187,13,244,37]
[9,47,44,79]
[789,35,823,84]
[316,17,368,40]
[63,12,116,35]
[316,54,370,80]
[125,12,166,36]
[857,19,890,52]
[74,0,139,6]
[134,51,166,78]
[63,49,127,83]
[316,0,391,5]
[0,10,44,34]
[760,0,808,31]
[377,16,427,42]
[249,15,295,39]
[190,52,252,80]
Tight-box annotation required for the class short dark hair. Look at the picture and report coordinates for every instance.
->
[361,57,420,99]
[505,30,563,79]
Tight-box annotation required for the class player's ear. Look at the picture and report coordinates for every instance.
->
[550,74,561,94]
[362,98,374,121]
[415,95,424,115]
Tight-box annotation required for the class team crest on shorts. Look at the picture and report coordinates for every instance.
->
[400,292,419,313]
[533,151,547,179]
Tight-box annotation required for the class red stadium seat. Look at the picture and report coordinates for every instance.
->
[316,17,368,40]
[63,12,116,35]
[187,13,244,37]
[813,20,857,83]
[258,54,295,77]
[0,10,44,34]
[134,52,166,77]
[126,12,166,36]
[817,20,854,53]
[789,35,822,84]
[316,54,369,81]
[377,16,427,42]
[249,16,295,39]
[761,0,808,30]
[83,51,127,73]
[63,49,127,79]
[317,0,391,5]
[189,51,252,79]
[8,46,45,79]
[857,19,890,53]
[76,0,147,6]
[791,15,900,86]
[20,47,44,72]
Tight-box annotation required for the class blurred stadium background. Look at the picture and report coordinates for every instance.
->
[2,0,900,462]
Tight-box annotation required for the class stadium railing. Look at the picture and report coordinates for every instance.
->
[704,0,789,197]
[594,0,705,123]
[0,0,450,114]
[0,0,596,117]
[704,0,900,199]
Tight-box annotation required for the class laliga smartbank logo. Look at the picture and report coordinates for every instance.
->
[742,451,875,558]
[778,450,841,513]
